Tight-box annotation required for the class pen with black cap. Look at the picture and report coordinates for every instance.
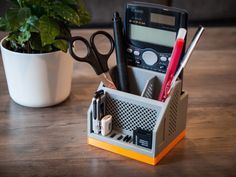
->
[112,12,129,92]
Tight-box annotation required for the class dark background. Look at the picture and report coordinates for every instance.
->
[0,0,236,27]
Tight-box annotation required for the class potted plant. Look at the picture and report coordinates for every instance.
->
[0,0,90,107]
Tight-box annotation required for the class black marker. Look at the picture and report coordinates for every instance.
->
[113,12,129,92]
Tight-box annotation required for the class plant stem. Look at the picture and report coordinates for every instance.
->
[27,41,31,53]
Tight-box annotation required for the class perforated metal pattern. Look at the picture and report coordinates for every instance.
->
[167,86,180,136]
[141,77,159,99]
[106,95,160,131]
[142,82,154,99]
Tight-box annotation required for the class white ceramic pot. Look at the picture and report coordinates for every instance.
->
[0,37,73,107]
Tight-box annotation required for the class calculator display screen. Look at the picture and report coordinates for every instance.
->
[150,13,175,26]
[129,24,176,47]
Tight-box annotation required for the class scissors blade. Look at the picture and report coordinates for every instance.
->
[99,72,116,89]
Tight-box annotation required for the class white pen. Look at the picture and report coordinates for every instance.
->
[170,26,205,90]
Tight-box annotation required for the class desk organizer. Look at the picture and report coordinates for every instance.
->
[87,66,188,165]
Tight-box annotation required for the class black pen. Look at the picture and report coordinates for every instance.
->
[112,12,129,92]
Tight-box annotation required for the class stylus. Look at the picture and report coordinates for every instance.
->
[170,26,205,90]
[158,28,187,102]
[113,12,129,92]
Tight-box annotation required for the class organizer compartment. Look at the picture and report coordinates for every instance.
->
[141,76,161,99]
[110,66,165,96]
[87,66,188,165]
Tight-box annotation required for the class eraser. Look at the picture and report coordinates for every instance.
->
[101,115,112,136]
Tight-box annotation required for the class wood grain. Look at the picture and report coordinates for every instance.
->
[0,27,236,177]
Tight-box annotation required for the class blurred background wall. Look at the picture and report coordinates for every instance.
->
[1,0,236,27]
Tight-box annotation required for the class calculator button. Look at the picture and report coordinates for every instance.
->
[159,65,166,70]
[127,48,133,53]
[135,60,141,65]
[160,56,167,62]
[142,51,158,66]
[168,57,171,61]
[134,50,140,56]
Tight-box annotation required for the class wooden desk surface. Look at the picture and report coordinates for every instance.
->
[0,27,235,177]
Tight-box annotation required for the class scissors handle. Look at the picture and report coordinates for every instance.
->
[69,36,104,75]
[90,31,115,72]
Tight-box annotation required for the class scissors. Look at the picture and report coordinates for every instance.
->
[60,31,116,88]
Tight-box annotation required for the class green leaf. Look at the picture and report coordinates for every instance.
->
[76,1,91,25]
[0,0,90,53]
[27,16,39,32]
[42,45,53,52]
[17,0,24,8]
[18,31,31,46]
[53,3,80,25]
[1,7,31,31]
[30,4,45,17]
[4,8,19,31]
[17,7,31,25]
[19,16,39,34]
[30,33,54,53]
[7,31,31,49]
[62,0,79,6]
[26,16,38,26]
[19,23,29,32]
[0,17,7,30]
[39,15,60,46]
[10,0,21,6]
[6,33,20,51]
[77,8,91,25]
[53,39,68,52]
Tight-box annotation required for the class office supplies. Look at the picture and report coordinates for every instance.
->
[88,2,191,166]
[101,115,112,136]
[170,26,205,90]
[158,28,186,102]
[126,136,132,143]
[117,135,123,140]
[58,31,116,88]
[124,136,132,142]
[113,12,129,92]
[92,90,105,134]
[123,135,129,141]
[133,128,153,149]
[125,2,188,73]
[92,90,104,121]
[88,65,189,165]
[124,135,132,143]
[92,91,101,133]
[97,93,106,120]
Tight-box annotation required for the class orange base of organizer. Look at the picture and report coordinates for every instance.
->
[88,130,186,165]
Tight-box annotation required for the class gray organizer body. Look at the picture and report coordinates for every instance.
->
[87,66,188,158]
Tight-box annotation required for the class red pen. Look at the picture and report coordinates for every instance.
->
[158,28,187,102]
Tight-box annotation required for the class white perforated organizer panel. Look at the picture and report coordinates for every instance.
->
[106,94,161,132]
[167,83,181,136]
